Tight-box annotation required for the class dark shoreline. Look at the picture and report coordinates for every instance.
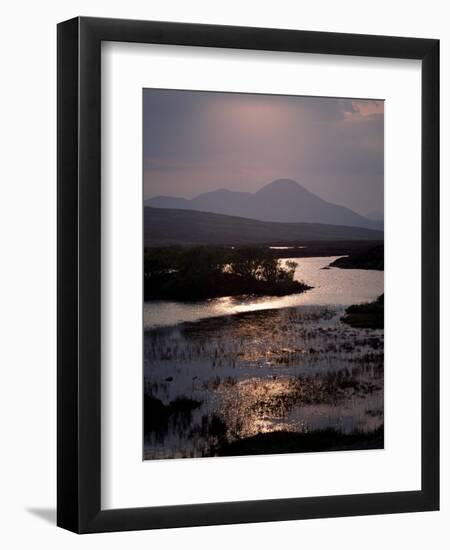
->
[215,426,384,457]
[145,279,312,302]
[328,244,383,270]
[145,239,383,259]
[262,240,383,259]
[342,295,384,329]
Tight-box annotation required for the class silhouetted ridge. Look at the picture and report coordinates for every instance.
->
[145,179,380,229]
[144,207,384,247]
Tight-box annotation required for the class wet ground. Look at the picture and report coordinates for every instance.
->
[143,305,383,460]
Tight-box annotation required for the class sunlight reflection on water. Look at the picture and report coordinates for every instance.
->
[144,256,384,329]
[143,305,384,459]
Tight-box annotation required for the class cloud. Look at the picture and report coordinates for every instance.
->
[142,89,384,214]
[347,100,384,118]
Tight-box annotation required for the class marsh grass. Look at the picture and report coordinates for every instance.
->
[144,305,384,459]
[144,394,202,436]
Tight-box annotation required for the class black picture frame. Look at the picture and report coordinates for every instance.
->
[57,16,439,533]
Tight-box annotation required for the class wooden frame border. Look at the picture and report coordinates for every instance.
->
[57,17,439,533]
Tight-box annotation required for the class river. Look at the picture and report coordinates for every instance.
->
[144,256,383,329]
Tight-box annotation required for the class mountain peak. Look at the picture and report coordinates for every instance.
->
[145,178,378,229]
[258,179,307,194]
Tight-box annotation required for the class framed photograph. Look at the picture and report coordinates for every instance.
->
[57,17,439,533]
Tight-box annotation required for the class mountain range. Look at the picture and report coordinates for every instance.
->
[145,179,383,230]
[144,207,383,247]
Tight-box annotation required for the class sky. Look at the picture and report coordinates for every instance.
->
[143,89,384,217]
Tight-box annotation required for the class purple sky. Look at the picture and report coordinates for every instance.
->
[143,89,384,216]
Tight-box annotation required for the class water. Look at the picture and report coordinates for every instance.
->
[143,256,384,460]
[144,306,383,459]
[144,256,384,329]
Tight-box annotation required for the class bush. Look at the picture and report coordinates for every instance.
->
[144,246,311,301]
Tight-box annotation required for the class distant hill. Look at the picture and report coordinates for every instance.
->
[145,179,380,229]
[144,207,384,247]
[366,210,384,223]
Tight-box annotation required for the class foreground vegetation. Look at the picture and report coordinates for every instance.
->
[144,246,311,300]
[342,294,384,329]
[144,394,201,435]
[144,306,384,459]
[216,426,384,456]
